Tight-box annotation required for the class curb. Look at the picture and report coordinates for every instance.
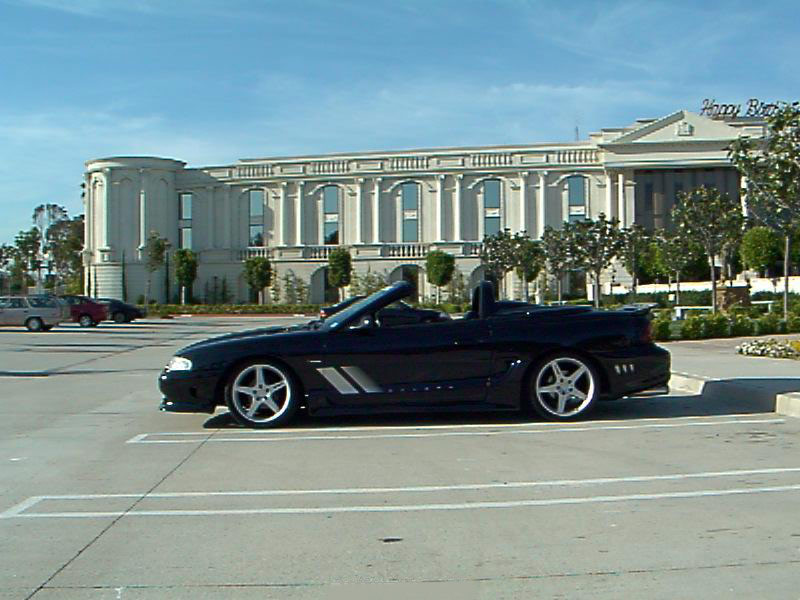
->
[669,371,800,418]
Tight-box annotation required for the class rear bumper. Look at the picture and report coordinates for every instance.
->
[599,344,671,400]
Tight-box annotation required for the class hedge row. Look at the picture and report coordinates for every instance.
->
[652,313,800,341]
[146,303,321,316]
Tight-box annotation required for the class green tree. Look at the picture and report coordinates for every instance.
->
[672,187,745,313]
[730,101,800,320]
[47,215,84,292]
[174,249,199,304]
[514,236,544,302]
[620,224,650,300]
[14,228,41,292]
[654,233,701,305]
[541,225,573,304]
[243,256,272,304]
[572,214,624,308]
[740,226,783,276]
[425,250,456,303]
[479,229,517,298]
[143,231,168,304]
[327,248,352,301]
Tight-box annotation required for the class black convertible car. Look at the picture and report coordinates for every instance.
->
[159,281,670,428]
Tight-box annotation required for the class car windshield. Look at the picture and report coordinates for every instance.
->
[322,285,406,330]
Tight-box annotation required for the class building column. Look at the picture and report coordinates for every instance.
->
[355,178,364,244]
[519,171,528,234]
[740,175,749,216]
[436,175,446,241]
[617,172,627,226]
[454,174,463,242]
[101,168,111,250]
[223,186,231,249]
[206,185,215,248]
[295,181,304,246]
[604,170,615,219]
[138,170,148,252]
[279,182,289,246]
[372,177,381,243]
[536,171,547,238]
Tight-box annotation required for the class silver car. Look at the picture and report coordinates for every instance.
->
[0,295,64,331]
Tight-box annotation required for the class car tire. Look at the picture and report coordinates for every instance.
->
[26,317,44,332]
[113,311,127,324]
[528,353,599,421]
[224,361,299,429]
[42,325,54,331]
[79,314,94,327]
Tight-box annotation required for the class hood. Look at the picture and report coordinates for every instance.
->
[179,320,321,353]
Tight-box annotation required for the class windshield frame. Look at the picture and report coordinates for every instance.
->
[321,282,411,331]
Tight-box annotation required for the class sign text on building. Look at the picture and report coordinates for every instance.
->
[700,98,781,119]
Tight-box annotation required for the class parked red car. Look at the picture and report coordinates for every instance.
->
[59,295,108,327]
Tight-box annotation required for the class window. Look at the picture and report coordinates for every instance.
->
[179,193,192,220]
[567,176,586,223]
[248,189,264,246]
[401,182,419,242]
[249,190,264,218]
[249,225,264,247]
[179,227,192,249]
[483,179,501,237]
[644,182,654,213]
[323,185,339,245]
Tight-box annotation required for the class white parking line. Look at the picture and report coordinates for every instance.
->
[4,466,800,519]
[128,417,786,444]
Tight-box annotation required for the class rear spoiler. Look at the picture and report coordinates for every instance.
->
[618,303,659,316]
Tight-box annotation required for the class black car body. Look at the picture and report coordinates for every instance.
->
[159,281,670,428]
[95,298,145,323]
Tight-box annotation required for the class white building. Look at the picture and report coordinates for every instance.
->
[83,109,765,304]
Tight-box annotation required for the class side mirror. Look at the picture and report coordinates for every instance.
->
[350,314,376,330]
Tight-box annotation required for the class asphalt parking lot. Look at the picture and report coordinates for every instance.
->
[1,318,799,599]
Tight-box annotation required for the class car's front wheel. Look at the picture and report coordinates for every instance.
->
[113,311,127,324]
[225,361,298,428]
[528,353,599,421]
[79,314,94,327]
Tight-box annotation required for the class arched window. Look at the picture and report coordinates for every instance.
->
[401,182,419,242]
[566,176,587,223]
[483,179,501,237]
[248,189,265,246]
[323,185,339,245]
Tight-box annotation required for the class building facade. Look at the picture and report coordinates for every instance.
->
[83,109,765,304]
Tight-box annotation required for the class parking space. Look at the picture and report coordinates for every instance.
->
[1,317,799,598]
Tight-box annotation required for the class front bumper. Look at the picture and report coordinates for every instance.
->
[158,369,219,414]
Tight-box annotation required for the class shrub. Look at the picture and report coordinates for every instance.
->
[652,318,672,341]
[757,313,781,335]
[737,338,800,359]
[787,316,800,333]
[705,313,730,338]
[680,315,706,339]
[729,314,756,337]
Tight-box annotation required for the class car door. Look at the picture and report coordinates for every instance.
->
[320,317,493,408]
[0,298,10,325]
[4,298,28,326]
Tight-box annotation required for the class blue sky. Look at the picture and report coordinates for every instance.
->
[0,0,797,244]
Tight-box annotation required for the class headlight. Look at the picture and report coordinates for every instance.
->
[166,356,193,372]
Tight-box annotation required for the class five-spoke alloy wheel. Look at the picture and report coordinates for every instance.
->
[529,354,598,421]
[225,362,298,428]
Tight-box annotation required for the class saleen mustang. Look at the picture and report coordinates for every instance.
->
[159,281,670,428]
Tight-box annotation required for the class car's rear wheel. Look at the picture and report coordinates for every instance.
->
[225,361,298,429]
[79,314,94,327]
[113,311,127,324]
[528,353,599,421]
[26,317,44,332]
